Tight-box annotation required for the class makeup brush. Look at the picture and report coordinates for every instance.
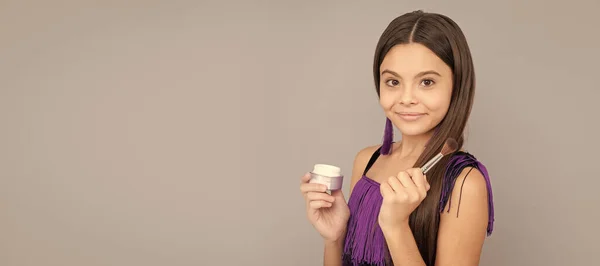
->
[420,138,458,174]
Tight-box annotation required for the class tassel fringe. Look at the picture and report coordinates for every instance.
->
[380,118,393,155]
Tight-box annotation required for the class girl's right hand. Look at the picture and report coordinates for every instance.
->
[300,173,350,243]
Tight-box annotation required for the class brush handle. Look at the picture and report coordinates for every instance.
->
[421,153,443,174]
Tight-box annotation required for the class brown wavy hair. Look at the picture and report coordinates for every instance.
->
[373,10,476,265]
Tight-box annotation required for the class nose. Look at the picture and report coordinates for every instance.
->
[399,86,417,105]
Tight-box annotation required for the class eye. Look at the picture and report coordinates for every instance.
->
[385,79,400,87]
[420,79,435,87]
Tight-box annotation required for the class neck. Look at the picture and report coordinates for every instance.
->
[393,130,435,158]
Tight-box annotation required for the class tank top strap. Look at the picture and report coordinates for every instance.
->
[362,146,383,176]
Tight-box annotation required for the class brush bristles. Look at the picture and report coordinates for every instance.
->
[441,138,458,156]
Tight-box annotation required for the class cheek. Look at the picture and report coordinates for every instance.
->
[424,91,452,116]
[379,91,395,109]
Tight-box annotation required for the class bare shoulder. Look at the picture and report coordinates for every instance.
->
[453,167,489,206]
[349,144,380,193]
[436,166,491,265]
[355,144,381,165]
[441,166,490,217]
[440,152,492,215]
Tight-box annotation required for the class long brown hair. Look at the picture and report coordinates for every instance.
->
[373,10,476,265]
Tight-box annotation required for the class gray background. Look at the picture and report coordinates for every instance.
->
[1,1,599,265]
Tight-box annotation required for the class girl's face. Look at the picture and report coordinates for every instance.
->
[379,43,454,137]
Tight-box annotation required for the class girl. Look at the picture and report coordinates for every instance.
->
[299,10,495,266]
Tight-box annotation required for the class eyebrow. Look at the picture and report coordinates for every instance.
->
[381,69,441,78]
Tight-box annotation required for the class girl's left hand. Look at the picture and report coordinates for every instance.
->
[378,168,431,232]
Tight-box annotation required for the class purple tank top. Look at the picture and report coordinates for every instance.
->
[341,150,495,266]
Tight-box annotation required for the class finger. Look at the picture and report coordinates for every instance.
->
[406,168,427,194]
[300,183,328,194]
[300,173,311,183]
[380,181,393,198]
[417,168,430,189]
[386,175,404,192]
[309,200,332,209]
[398,172,421,200]
[306,191,335,203]
[397,171,417,191]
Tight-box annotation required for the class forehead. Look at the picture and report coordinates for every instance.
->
[380,43,450,76]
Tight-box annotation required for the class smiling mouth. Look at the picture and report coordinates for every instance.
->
[397,112,426,116]
[397,113,425,115]
[396,112,426,121]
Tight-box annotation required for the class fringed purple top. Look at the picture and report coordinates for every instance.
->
[342,150,495,266]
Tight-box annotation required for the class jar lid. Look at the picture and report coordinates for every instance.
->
[312,164,341,177]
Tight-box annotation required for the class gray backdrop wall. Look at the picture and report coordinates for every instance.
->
[1,1,599,265]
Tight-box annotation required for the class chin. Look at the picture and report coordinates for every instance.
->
[397,127,430,136]
[392,120,436,137]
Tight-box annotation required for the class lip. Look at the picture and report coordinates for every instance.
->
[396,112,426,121]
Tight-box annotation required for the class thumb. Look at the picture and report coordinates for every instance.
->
[331,189,346,201]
